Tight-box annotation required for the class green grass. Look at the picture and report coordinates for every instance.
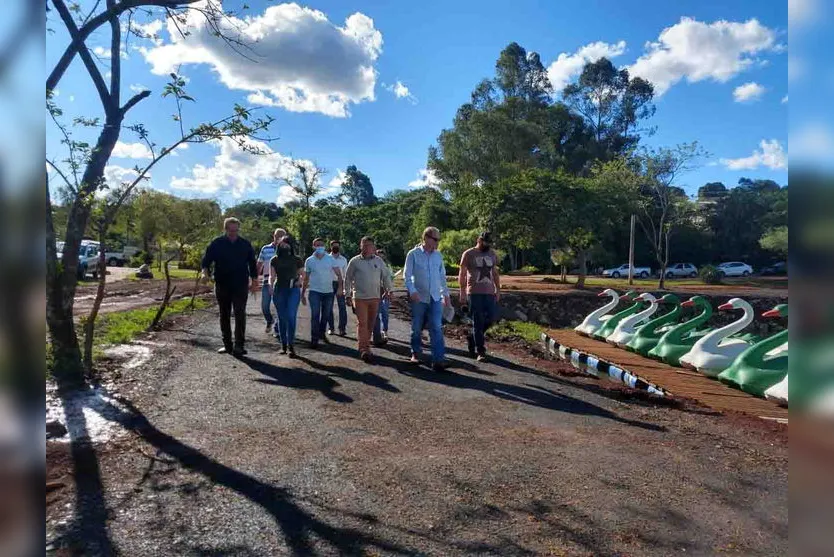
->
[87,297,208,346]
[128,265,200,281]
[486,320,542,345]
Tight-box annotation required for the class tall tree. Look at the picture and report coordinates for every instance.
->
[281,162,325,255]
[562,57,655,160]
[46,1,274,384]
[340,165,376,206]
[636,142,706,288]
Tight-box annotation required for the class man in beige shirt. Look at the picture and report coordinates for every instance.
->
[344,236,393,363]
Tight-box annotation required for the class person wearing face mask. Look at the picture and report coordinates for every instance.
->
[459,231,501,362]
[403,226,452,371]
[344,237,392,363]
[301,238,344,348]
[326,240,349,336]
[256,227,286,334]
[269,234,304,356]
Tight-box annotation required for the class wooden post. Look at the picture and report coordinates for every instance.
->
[628,214,636,285]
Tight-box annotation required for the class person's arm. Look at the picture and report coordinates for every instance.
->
[382,261,393,296]
[269,257,278,290]
[343,259,354,299]
[333,265,344,296]
[458,252,468,303]
[256,247,265,278]
[200,239,215,282]
[301,260,310,305]
[438,253,450,305]
[404,250,419,301]
[247,242,258,291]
[492,257,501,300]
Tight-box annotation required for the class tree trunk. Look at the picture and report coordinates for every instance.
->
[150,256,177,330]
[560,264,567,283]
[576,249,587,289]
[189,270,201,310]
[83,228,109,373]
[46,112,123,385]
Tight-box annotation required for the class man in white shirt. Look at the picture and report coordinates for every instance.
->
[302,238,344,348]
[326,239,349,336]
[256,227,286,333]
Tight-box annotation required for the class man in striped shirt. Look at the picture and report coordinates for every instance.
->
[256,227,286,333]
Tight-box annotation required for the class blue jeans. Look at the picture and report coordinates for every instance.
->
[261,283,274,325]
[308,290,334,343]
[411,298,445,363]
[327,280,348,332]
[373,296,390,339]
[273,287,301,346]
[469,293,498,354]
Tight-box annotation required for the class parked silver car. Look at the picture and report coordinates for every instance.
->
[717,261,753,277]
[665,262,698,278]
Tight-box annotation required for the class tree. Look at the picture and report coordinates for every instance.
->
[281,162,325,255]
[438,229,480,269]
[760,226,788,258]
[562,57,655,160]
[636,142,706,289]
[224,199,283,222]
[340,165,376,206]
[697,182,728,201]
[46,0,275,385]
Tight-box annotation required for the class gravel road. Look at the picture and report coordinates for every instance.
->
[48,295,788,556]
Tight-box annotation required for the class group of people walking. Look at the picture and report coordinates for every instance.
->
[200,218,501,371]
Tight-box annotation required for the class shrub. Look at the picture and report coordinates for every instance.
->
[520,265,539,274]
[699,264,722,284]
[130,251,152,267]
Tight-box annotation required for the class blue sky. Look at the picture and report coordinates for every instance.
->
[46,0,797,208]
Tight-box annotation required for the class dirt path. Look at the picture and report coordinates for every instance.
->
[47,297,787,556]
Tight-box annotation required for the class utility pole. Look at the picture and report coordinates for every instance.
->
[628,214,636,285]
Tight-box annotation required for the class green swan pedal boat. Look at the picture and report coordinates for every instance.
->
[625,294,682,356]
[592,290,642,340]
[718,304,788,399]
[648,295,714,366]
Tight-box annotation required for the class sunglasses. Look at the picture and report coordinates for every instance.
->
[426,235,440,242]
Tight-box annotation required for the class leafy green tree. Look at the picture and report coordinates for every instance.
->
[340,165,376,206]
[224,199,283,221]
[438,229,480,269]
[760,226,788,258]
[562,57,655,160]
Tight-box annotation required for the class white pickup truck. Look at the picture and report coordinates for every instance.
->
[104,245,140,267]
[602,263,652,279]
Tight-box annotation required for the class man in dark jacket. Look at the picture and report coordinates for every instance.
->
[200,217,258,355]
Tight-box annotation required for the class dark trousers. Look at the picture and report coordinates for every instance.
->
[327,280,348,332]
[469,293,498,354]
[216,284,249,348]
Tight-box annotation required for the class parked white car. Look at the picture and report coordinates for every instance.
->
[665,262,699,278]
[717,261,753,277]
[602,263,651,278]
[56,240,100,280]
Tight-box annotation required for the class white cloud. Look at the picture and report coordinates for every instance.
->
[169,137,312,199]
[733,81,766,102]
[326,169,346,194]
[69,95,75,102]
[112,141,153,159]
[790,0,817,26]
[628,17,778,95]
[384,80,417,104]
[93,45,128,59]
[130,19,165,45]
[547,40,627,93]
[142,3,383,118]
[101,165,148,197]
[789,56,804,81]
[407,168,440,189]
[169,143,189,157]
[129,84,148,93]
[790,123,834,163]
[782,94,788,104]
[720,139,787,170]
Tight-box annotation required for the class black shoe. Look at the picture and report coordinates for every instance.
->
[432,361,451,372]
[466,334,476,357]
[281,344,287,354]
[218,345,233,354]
[288,345,296,358]
[360,352,373,363]
[310,340,319,349]
[233,346,247,356]
[265,322,273,333]
[476,353,488,363]
[339,329,347,337]
[321,335,330,344]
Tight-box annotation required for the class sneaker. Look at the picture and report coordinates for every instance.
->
[281,344,287,354]
[321,335,330,344]
[466,334,476,357]
[476,353,488,363]
[409,353,421,365]
[265,322,273,333]
[217,345,233,354]
[382,331,388,341]
[327,328,335,335]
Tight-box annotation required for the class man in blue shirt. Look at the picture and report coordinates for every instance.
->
[256,227,286,334]
[302,238,344,348]
[403,226,451,371]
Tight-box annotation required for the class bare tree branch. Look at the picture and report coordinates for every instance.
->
[121,89,152,115]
